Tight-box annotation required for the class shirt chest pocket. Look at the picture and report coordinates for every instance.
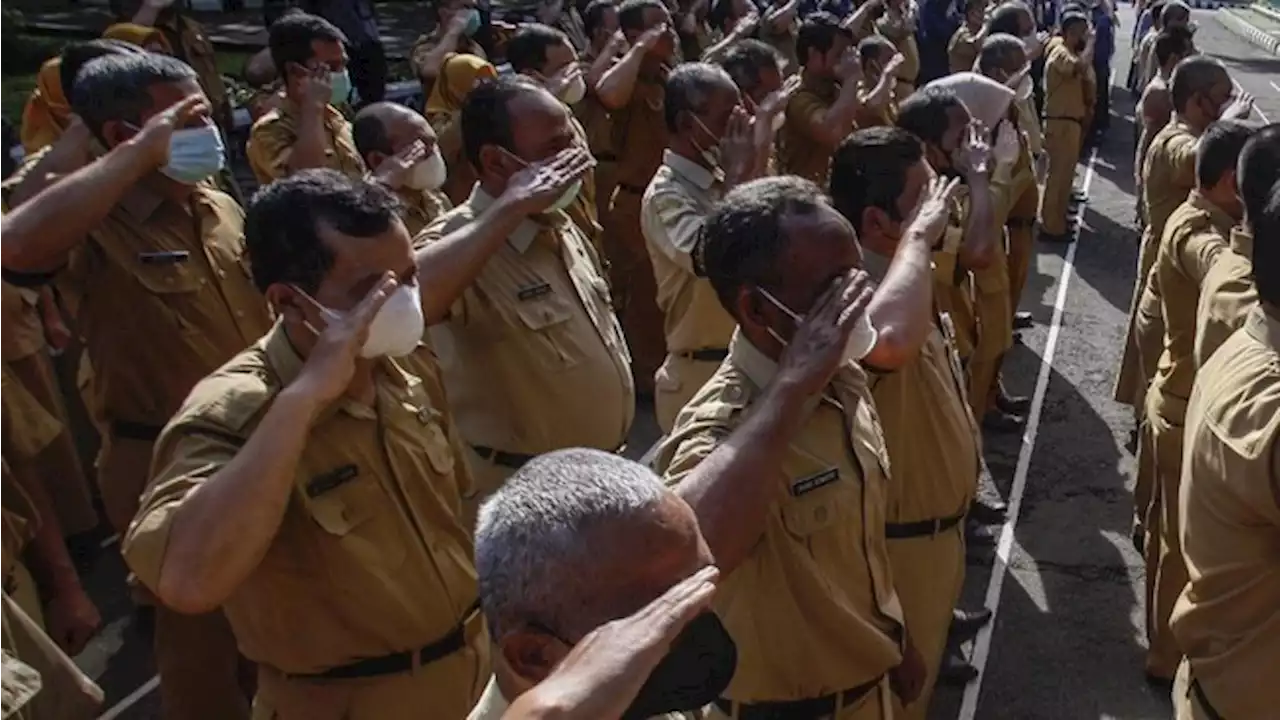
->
[510,288,581,369]
[780,468,858,539]
[300,469,408,572]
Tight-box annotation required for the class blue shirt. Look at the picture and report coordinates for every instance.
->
[1093,6,1115,65]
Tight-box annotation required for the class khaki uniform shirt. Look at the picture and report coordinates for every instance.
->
[853,78,898,129]
[640,150,736,354]
[246,102,366,185]
[612,73,669,192]
[1194,227,1256,368]
[566,115,603,247]
[932,194,976,358]
[991,121,1037,224]
[158,16,229,127]
[465,675,695,720]
[862,250,980,522]
[876,14,921,86]
[1169,306,1280,718]
[780,74,841,185]
[575,87,616,160]
[0,284,44,363]
[124,325,479,674]
[72,179,271,431]
[392,184,452,239]
[657,332,904,702]
[1147,191,1233,422]
[1044,39,1089,121]
[1141,119,1198,254]
[948,26,982,73]
[417,186,634,456]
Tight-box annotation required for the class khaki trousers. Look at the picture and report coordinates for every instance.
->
[1038,118,1083,236]
[1140,399,1187,680]
[605,187,667,396]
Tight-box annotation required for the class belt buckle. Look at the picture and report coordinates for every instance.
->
[931,518,942,537]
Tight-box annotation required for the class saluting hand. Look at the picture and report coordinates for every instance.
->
[298,64,335,109]
[546,61,587,100]
[636,23,670,52]
[955,120,994,180]
[505,567,720,720]
[374,139,428,188]
[909,174,964,247]
[290,273,398,407]
[720,106,759,187]
[129,95,210,170]
[503,147,595,216]
[774,270,875,400]
[1222,92,1255,120]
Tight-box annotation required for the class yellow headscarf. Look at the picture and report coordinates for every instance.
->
[425,53,498,117]
[19,58,71,154]
[102,23,174,54]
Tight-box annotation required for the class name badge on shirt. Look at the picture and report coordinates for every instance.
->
[516,282,553,301]
[138,251,191,265]
[306,464,359,498]
[791,468,839,497]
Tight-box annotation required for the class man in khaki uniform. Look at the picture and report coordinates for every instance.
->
[1134,27,1196,225]
[642,64,762,431]
[780,13,864,185]
[948,0,988,74]
[579,0,625,225]
[1193,125,1280,366]
[1038,12,1093,244]
[596,0,679,394]
[830,127,986,717]
[417,77,633,520]
[854,36,906,130]
[2,383,103,720]
[1167,195,1280,719]
[2,55,270,720]
[468,449,730,720]
[247,13,366,185]
[125,172,488,720]
[1139,121,1252,681]
[352,102,453,237]
[875,0,921,98]
[658,176,926,719]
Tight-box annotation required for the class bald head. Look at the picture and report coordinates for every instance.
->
[352,102,437,172]
[1170,56,1232,124]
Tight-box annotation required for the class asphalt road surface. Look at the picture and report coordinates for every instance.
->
[73,5,1278,718]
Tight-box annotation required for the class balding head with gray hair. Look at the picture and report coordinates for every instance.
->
[664,62,739,134]
[476,448,710,643]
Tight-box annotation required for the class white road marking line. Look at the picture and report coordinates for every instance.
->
[1270,80,1280,95]
[99,534,120,550]
[97,675,159,720]
[956,142,1101,720]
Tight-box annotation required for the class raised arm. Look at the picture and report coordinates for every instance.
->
[595,25,668,110]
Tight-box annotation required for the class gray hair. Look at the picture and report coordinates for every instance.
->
[475,448,668,637]
[71,53,199,137]
[664,62,737,134]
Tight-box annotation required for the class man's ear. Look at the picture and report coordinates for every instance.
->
[366,151,387,172]
[265,283,305,324]
[476,144,509,180]
[736,285,768,332]
[99,119,132,150]
[500,630,566,685]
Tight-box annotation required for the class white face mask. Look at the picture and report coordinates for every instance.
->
[502,147,582,215]
[757,286,878,363]
[559,74,587,105]
[406,149,447,190]
[300,281,425,359]
[692,115,723,170]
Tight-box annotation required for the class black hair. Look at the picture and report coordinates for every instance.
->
[701,176,830,318]
[1170,55,1227,113]
[351,102,403,162]
[1060,13,1089,34]
[460,74,546,168]
[1195,120,1253,189]
[664,62,736,133]
[583,0,618,37]
[70,53,198,137]
[1154,26,1195,69]
[797,12,851,66]
[857,34,896,65]
[1161,1,1190,25]
[977,33,1025,75]
[59,39,145,101]
[507,23,571,74]
[1253,187,1280,305]
[1149,1,1167,27]
[720,39,781,96]
[897,86,965,147]
[619,0,666,33]
[268,12,348,78]
[987,2,1030,35]
[244,170,402,294]
[829,126,925,232]
[708,0,739,33]
[1238,123,1280,222]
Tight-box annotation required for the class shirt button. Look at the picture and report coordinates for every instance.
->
[814,506,828,523]
[236,310,245,318]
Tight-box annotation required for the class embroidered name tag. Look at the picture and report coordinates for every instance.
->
[306,464,359,497]
[791,468,839,497]
[517,282,553,301]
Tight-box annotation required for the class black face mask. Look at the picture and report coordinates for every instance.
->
[619,612,738,720]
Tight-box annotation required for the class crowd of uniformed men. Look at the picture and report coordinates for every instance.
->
[1,0,1276,717]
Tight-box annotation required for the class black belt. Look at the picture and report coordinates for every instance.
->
[289,600,480,680]
[618,182,647,195]
[885,509,966,539]
[714,676,881,720]
[471,445,535,470]
[596,153,619,162]
[676,348,728,362]
[1190,678,1225,720]
[1044,116,1084,124]
[1007,217,1036,229]
[112,420,165,442]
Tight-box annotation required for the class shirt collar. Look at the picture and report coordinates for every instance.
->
[1244,304,1280,351]
[663,149,718,191]
[1230,225,1254,257]
[728,329,777,389]
[468,184,562,254]
[1187,190,1238,236]
[466,676,509,720]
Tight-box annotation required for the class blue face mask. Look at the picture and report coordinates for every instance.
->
[132,121,226,185]
[462,8,482,36]
[329,68,353,105]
